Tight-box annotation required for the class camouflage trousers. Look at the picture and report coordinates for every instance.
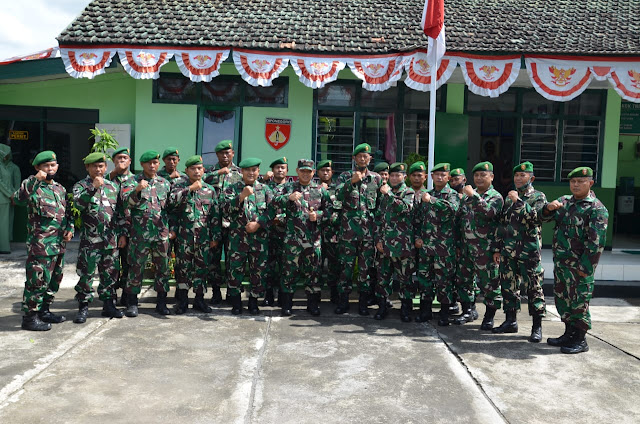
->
[499,253,546,315]
[320,240,341,288]
[227,239,267,298]
[127,239,170,294]
[75,246,119,302]
[376,255,415,300]
[337,237,375,294]
[460,244,502,309]
[208,227,229,290]
[23,252,64,313]
[116,245,129,290]
[175,240,209,293]
[265,230,285,292]
[281,241,322,294]
[454,249,475,303]
[416,250,455,304]
[553,260,594,331]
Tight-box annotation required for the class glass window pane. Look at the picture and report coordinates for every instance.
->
[156,75,199,102]
[317,83,356,107]
[360,86,398,109]
[202,79,242,104]
[467,91,516,112]
[522,90,560,115]
[44,123,94,191]
[404,88,442,110]
[358,112,398,164]
[245,81,288,105]
[402,113,429,160]
[561,119,600,181]
[520,118,558,182]
[315,110,355,176]
[566,91,603,116]
[200,109,236,166]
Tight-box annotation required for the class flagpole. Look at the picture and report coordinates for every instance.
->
[427,60,437,190]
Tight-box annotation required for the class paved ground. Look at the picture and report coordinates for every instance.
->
[1,245,639,423]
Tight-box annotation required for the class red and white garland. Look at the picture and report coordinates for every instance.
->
[455,54,521,98]
[174,49,230,82]
[117,48,173,79]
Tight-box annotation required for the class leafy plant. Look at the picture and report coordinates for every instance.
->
[67,192,82,230]
[89,128,119,158]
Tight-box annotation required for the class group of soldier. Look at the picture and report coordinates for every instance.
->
[15,140,608,355]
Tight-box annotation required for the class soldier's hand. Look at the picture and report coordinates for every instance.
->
[245,221,260,233]
[577,270,587,278]
[309,210,317,222]
[118,235,127,248]
[210,240,219,248]
[376,242,384,253]
[492,253,501,264]
[463,185,475,197]
[170,170,181,179]
[321,182,328,190]
[415,238,423,248]
[507,190,519,203]
[63,231,73,242]
[264,171,274,180]
[380,183,390,195]
[240,185,254,202]
[422,192,431,203]
[289,191,302,202]
[546,200,563,211]
[92,176,104,189]
[136,179,149,192]
[458,193,463,199]
[169,231,177,240]
[35,170,48,181]
[189,179,202,192]
[351,171,363,184]
[218,167,230,175]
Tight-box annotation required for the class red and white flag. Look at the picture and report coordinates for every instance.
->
[421,0,446,67]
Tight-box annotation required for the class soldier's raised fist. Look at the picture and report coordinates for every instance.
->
[546,200,563,211]
[35,170,48,181]
[507,190,519,202]
[241,185,254,198]
[92,176,104,189]
[189,179,202,191]
[351,171,363,184]
[462,185,475,197]
[218,167,230,175]
[422,192,431,203]
[264,171,274,180]
[170,170,181,179]
[380,183,390,195]
[136,179,149,192]
[289,191,302,202]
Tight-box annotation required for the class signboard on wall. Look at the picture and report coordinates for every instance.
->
[265,117,291,150]
[9,130,28,140]
[620,101,640,135]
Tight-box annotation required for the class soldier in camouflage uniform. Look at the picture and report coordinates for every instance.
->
[222,157,275,315]
[276,159,332,316]
[170,155,221,314]
[14,151,73,331]
[415,163,460,326]
[71,152,126,324]
[334,143,383,316]
[157,147,187,184]
[204,140,243,304]
[459,161,504,330]
[122,150,173,317]
[373,162,415,321]
[317,160,342,304]
[542,166,608,354]
[493,162,547,342]
[369,162,389,305]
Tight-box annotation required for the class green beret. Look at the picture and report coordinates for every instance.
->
[353,143,372,156]
[84,152,107,165]
[270,157,288,168]
[513,161,534,174]
[32,150,57,166]
[215,140,233,153]
[450,168,465,177]
[567,167,593,178]
[389,162,407,173]
[472,161,493,173]
[162,147,179,159]
[297,159,314,170]
[139,150,160,163]
[111,147,130,159]
[239,157,262,168]
[317,159,332,169]
[431,162,451,173]
[374,162,390,173]
[184,155,203,168]
[408,161,426,175]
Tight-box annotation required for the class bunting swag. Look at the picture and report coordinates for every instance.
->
[526,57,593,101]
[457,54,521,97]
[588,62,640,102]
[290,56,346,89]
[174,49,230,82]
[403,52,456,91]
[233,50,289,87]
[347,56,405,91]
[60,48,115,79]
[118,49,173,79]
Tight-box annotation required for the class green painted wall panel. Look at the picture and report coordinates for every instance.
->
[602,89,622,189]
[434,112,468,170]
[617,134,640,186]
[446,83,465,115]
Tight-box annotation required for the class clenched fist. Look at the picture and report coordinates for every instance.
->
[289,191,302,202]
[136,179,149,192]
[546,200,563,211]
[380,183,390,195]
[92,176,104,189]
[351,171,363,184]
[189,180,202,192]
[422,192,431,203]
[35,170,48,181]
[462,185,475,197]
[507,190,519,203]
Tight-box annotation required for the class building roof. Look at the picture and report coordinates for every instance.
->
[57,0,640,55]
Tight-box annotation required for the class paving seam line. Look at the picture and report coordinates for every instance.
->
[244,314,272,424]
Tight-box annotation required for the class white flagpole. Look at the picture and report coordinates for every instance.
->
[427,59,437,190]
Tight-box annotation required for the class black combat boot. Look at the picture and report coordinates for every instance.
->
[330,286,339,304]
[547,322,574,347]
[492,309,518,333]
[400,298,413,323]
[155,292,171,315]
[281,292,293,316]
[102,298,124,319]
[374,297,389,320]
[39,304,66,323]
[561,327,589,354]
[73,302,89,324]
[248,295,260,315]
[306,293,321,316]
[210,286,223,305]
[174,289,189,314]
[469,303,479,320]
[334,292,350,314]
[367,284,377,306]
[529,315,543,343]
[454,302,472,325]
[438,303,450,326]
[448,303,460,315]
[358,291,370,316]
[414,298,433,323]
[480,306,496,331]
[21,311,51,331]
[125,293,139,317]
[262,288,275,307]
[276,289,284,307]
[193,293,212,313]
[229,294,243,315]
[119,291,128,307]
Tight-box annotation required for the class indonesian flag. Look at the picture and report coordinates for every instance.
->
[421,0,446,67]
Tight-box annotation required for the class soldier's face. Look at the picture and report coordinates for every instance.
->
[35,161,58,180]
[379,171,390,184]
[242,166,260,185]
[163,155,179,172]
[141,159,159,178]
[272,164,288,180]
[410,171,426,189]
[186,164,204,182]
[389,172,404,187]
[570,177,594,199]
[450,175,466,188]
[474,171,494,191]
[297,168,315,186]
[513,172,534,189]
[86,162,107,179]
[113,154,131,172]
[317,167,333,183]
[217,149,234,167]
[432,171,450,190]
[353,153,371,169]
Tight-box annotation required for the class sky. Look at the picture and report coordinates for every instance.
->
[0,0,92,60]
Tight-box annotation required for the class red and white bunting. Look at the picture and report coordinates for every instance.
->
[60,48,115,79]
[117,49,173,79]
[1,47,60,66]
[347,56,406,91]
[601,63,640,103]
[457,55,521,97]
[403,52,456,91]
[290,56,346,89]
[525,57,593,101]
[174,49,230,82]
[232,51,289,87]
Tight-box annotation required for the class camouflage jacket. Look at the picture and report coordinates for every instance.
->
[266,179,288,235]
[336,170,383,241]
[157,167,187,185]
[204,162,242,195]
[222,180,275,248]
[376,183,415,258]
[417,184,460,257]
[73,176,121,250]
[105,170,135,237]
[15,176,73,256]
[459,185,504,252]
[542,190,609,276]
[322,180,342,244]
[170,179,221,244]
[276,180,332,246]
[124,174,171,242]
[497,185,547,256]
